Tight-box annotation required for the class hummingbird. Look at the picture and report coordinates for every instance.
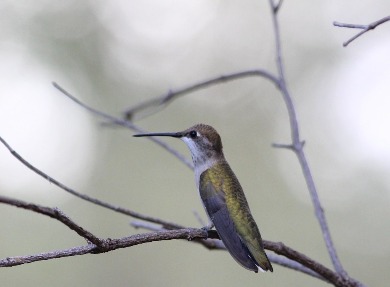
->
[134,124,273,272]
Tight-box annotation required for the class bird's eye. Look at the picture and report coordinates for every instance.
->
[189,130,197,139]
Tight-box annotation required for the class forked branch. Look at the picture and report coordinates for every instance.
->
[123,70,280,121]
[334,15,390,46]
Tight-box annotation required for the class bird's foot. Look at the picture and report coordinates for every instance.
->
[201,222,214,231]
[201,222,219,239]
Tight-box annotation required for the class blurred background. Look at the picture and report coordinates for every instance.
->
[1,0,389,286]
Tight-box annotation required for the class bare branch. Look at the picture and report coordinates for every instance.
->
[270,0,284,13]
[270,254,328,282]
[0,201,355,286]
[131,220,329,283]
[0,195,365,287]
[269,241,364,287]
[0,192,363,286]
[272,141,305,150]
[122,70,280,121]
[334,15,390,47]
[1,214,364,287]
[131,220,225,250]
[0,228,208,267]
[268,0,347,277]
[0,195,101,246]
[52,82,194,170]
[0,135,182,229]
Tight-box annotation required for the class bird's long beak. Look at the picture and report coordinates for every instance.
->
[133,132,182,138]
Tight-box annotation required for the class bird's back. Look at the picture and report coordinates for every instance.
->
[199,162,273,272]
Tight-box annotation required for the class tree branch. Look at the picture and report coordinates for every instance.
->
[0,196,359,287]
[0,195,101,246]
[0,135,182,229]
[131,220,329,283]
[270,0,284,14]
[333,15,390,47]
[268,0,348,277]
[122,70,280,121]
[52,82,194,170]
[131,220,226,250]
[269,241,362,287]
[0,207,363,287]
[0,228,208,267]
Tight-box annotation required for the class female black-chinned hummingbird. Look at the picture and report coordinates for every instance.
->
[134,124,273,273]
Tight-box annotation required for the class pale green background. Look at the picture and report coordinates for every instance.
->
[1,1,389,286]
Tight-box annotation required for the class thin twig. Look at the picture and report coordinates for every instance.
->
[123,70,280,120]
[268,0,347,277]
[52,82,193,170]
[269,241,364,287]
[0,135,182,229]
[271,0,284,13]
[270,254,328,282]
[0,195,102,246]
[334,15,390,47]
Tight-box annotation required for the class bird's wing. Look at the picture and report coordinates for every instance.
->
[199,173,258,272]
